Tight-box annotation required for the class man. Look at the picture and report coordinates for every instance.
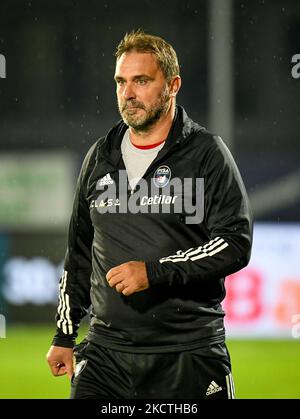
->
[47,29,252,399]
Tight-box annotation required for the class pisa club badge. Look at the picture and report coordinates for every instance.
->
[153,166,171,188]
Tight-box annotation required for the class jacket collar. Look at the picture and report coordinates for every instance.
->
[96,105,202,166]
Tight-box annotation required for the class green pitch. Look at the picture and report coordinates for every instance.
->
[0,325,299,399]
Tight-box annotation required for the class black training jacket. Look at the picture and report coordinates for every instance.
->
[53,106,253,352]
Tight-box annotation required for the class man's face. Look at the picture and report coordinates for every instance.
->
[114,51,171,132]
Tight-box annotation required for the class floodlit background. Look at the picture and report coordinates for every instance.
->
[0,0,300,399]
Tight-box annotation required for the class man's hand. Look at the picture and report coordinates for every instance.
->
[46,345,74,379]
[106,261,149,296]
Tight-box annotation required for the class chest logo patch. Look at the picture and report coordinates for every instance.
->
[153,165,171,188]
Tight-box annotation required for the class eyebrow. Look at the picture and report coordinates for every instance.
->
[114,75,154,82]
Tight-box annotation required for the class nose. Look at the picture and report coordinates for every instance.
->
[122,82,136,100]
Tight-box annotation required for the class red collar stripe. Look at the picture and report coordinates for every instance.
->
[131,139,165,150]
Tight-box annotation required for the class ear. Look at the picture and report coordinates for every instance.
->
[169,76,182,97]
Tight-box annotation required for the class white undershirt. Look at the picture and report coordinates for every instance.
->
[121,129,165,190]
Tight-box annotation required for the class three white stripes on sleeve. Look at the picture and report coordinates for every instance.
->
[56,270,73,335]
[159,237,229,264]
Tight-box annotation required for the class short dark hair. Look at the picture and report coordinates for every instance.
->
[115,29,180,81]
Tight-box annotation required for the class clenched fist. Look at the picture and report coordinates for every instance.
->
[46,345,74,379]
[106,261,149,296]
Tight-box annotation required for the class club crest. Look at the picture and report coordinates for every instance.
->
[153,165,171,188]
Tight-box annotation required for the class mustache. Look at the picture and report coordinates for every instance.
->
[121,100,145,112]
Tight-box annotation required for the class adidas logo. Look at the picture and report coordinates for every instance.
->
[99,173,114,186]
[206,381,223,396]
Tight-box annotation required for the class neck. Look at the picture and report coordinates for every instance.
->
[129,104,176,146]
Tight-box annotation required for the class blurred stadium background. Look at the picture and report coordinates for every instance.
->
[0,0,299,399]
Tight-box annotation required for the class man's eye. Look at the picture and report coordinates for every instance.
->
[137,79,147,85]
[117,80,125,85]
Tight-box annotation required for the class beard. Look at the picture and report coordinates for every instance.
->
[118,86,171,132]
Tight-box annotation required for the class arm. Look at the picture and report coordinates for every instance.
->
[146,135,253,287]
[51,147,95,349]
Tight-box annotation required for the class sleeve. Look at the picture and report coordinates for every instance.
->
[52,147,95,348]
[145,135,253,287]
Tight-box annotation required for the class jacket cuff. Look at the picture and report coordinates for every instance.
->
[52,328,77,348]
[145,261,177,286]
[52,337,75,348]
